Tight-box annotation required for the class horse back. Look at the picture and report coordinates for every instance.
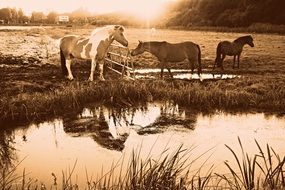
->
[219,40,242,56]
[163,42,199,62]
[60,35,91,59]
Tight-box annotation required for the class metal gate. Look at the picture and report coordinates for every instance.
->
[105,43,135,80]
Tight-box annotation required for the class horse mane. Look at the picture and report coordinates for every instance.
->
[234,35,252,43]
[90,25,124,37]
[87,25,122,58]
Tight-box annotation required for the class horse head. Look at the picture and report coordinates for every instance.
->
[246,35,254,47]
[131,40,145,56]
[110,25,128,47]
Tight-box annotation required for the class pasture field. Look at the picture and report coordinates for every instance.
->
[1,26,285,189]
[0,26,285,124]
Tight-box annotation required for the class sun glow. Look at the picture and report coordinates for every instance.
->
[121,0,167,21]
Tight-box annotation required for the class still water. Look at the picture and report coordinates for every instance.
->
[134,68,239,80]
[1,102,285,187]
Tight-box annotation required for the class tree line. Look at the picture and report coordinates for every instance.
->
[163,0,285,27]
[0,7,94,24]
[1,0,284,27]
[0,8,29,24]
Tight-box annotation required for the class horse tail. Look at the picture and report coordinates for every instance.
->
[214,42,222,68]
[197,44,202,75]
[60,48,68,76]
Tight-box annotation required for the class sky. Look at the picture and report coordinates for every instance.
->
[0,0,174,19]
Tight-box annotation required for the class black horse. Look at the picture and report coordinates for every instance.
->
[214,35,254,70]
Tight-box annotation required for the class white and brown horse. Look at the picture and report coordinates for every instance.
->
[60,25,128,81]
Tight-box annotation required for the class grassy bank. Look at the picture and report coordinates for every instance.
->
[1,139,285,189]
[1,75,285,125]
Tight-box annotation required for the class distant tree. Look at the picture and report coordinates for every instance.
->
[18,8,26,23]
[31,11,46,23]
[47,11,58,24]
[69,7,92,24]
[0,8,12,24]
[10,8,18,23]
[71,7,91,18]
[163,0,285,27]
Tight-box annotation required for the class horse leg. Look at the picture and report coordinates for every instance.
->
[220,54,226,70]
[214,54,221,70]
[160,62,165,78]
[237,54,241,68]
[98,60,105,81]
[88,58,97,81]
[167,68,173,78]
[166,63,173,78]
[233,55,236,69]
[66,59,74,80]
[214,43,221,70]
[189,61,194,80]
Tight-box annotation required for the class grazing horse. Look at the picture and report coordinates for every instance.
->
[59,25,128,81]
[214,35,254,70]
[131,41,202,79]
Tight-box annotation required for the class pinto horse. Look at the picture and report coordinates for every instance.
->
[213,35,254,70]
[131,41,202,79]
[59,25,128,81]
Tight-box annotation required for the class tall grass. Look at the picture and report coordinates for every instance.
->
[1,139,285,189]
[1,76,285,124]
[0,145,214,190]
[218,137,285,190]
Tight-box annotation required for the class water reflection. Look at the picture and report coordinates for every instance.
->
[137,103,196,135]
[63,107,129,151]
[1,102,285,188]
[63,102,196,151]
[0,129,17,171]
[134,69,239,80]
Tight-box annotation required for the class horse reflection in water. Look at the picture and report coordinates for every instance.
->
[63,107,130,151]
[63,102,197,151]
[136,102,197,135]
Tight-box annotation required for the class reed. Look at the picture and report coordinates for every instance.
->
[217,137,285,190]
[1,139,285,189]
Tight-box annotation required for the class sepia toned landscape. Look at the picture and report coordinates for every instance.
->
[1,0,285,189]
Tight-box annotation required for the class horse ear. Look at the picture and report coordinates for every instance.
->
[114,25,124,32]
[138,40,143,44]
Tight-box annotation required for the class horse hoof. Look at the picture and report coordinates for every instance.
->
[99,77,105,81]
[66,76,74,81]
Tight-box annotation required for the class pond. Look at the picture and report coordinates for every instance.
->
[1,102,285,188]
[134,68,239,80]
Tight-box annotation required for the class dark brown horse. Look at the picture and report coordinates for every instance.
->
[131,41,202,79]
[214,35,254,70]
